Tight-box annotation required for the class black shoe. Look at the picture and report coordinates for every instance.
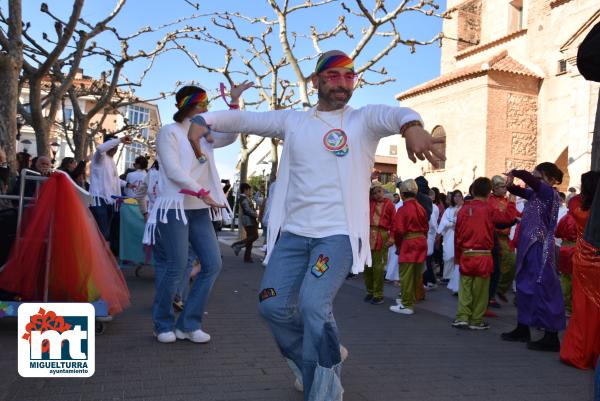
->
[501,324,531,342]
[370,297,384,305]
[526,331,560,352]
[497,293,509,303]
[244,259,254,263]
[363,294,373,302]
[231,244,241,256]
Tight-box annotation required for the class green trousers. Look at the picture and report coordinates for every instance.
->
[496,235,516,296]
[456,275,490,325]
[364,245,389,298]
[560,273,572,314]
[400,262,421,310]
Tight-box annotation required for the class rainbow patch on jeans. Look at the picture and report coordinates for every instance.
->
[259,288,277,302]
[311,254,330,278]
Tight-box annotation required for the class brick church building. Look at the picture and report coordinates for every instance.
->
[396,0,600,192]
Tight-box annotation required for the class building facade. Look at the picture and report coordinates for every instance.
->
[18,69,161,174]
[396,0,600,192]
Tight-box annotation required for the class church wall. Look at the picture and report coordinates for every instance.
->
[485,72,540,179]
[398,76,489,194]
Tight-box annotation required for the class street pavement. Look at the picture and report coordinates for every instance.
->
[0,229,595,401]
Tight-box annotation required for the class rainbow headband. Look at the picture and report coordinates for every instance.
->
[176,91,208,109]
[315,54,354,74]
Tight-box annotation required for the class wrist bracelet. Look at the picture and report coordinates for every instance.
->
[220,82,240,109]
[399,120,423,137]
[197,154,207,164]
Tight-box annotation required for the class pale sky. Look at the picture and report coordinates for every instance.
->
[16,0,447,181]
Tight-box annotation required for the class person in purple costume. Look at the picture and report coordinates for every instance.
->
[501,162,565,352]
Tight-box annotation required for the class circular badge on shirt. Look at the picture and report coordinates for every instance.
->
[322,128,348,152]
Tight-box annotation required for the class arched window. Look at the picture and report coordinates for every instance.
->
[430,125,446,170]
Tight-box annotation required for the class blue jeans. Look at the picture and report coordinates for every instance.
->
[90,199,114,240]
[258,232,352,401]
[175,246,198,303]
[152,208,222,334]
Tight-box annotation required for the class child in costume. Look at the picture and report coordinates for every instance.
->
[489,175,519,304]
[452,177,516,330]
[389,179,429,315]
[364,183,396,305]
[502,162,565,351]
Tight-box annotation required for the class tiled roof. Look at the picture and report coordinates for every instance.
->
[396,51,542,100]
[455,29,527,60]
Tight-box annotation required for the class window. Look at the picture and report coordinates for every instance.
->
[389,145,398,156]
[429,125,446,171]
[127,105,150,139]
[508,0,524,33]
[379,172,393,184]
[63,107,73,123]
[125,142,146,169]
[558,59,567,74]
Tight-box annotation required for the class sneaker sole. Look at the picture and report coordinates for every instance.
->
[469,325,490,330]
[175,330,211,343]
[153,332,177,343]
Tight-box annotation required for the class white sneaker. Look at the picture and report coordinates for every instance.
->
[340,344,349,362]
[389,304,414,315]
[395,298,404,306]
[424,283,437,291]
[154,331,176,343]
[175,328,211,343]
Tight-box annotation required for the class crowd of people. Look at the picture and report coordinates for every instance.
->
[364,165,599,368]
[0,46,598,401]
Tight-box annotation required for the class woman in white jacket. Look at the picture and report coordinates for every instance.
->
[437,190,464,293]
[144,83,251,344]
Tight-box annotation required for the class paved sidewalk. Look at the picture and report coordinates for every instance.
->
[0,234,595,401]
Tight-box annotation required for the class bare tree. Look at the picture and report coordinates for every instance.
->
[2,1,209,160]
[0,0,23,172]
[177,0,444,181]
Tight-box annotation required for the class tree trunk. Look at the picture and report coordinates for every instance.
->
[0,0,23,172]
[0,57,20,171]
[28,79,50,157]
[592,90,600,171]
[239,143,250,184]
[73,117,90,161]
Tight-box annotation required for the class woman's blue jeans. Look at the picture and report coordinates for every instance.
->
[152,208,222,334]
[258,232,352,401]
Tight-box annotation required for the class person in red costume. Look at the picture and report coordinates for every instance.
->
[452,177,517,330]
[364,183,396,305]
[489,175,519,304]
[555,210,577,316]
[389,179,429,315]
[560,170,600,370]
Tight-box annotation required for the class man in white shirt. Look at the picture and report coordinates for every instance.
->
[89,134,131,240]
[124,156,148,198]
[191,50,444,400]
